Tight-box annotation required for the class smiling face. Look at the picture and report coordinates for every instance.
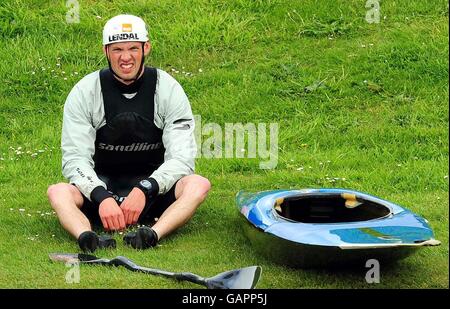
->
[103,41,151,84]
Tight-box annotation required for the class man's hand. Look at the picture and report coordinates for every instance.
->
[98,197,126,231]
[121,187,146,225]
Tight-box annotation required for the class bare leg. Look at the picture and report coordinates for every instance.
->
[47,183,91,239]
[151,174,211,240]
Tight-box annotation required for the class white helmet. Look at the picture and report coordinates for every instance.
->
[102,14,148,45]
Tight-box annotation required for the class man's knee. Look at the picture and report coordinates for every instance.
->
[47,183,65,200]
[180,175,211,203]
[47,183,83,207]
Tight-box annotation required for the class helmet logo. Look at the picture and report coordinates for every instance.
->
[108,33,139,43]
[122,23,132,32]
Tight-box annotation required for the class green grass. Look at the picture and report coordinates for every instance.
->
[0,0,448,288]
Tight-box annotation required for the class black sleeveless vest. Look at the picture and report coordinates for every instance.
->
[93,67,165,177]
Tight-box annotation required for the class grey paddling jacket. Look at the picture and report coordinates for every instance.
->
[61,69,196,201]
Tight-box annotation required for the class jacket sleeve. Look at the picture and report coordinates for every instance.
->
[61,83,109,203]
[150,72,197,194]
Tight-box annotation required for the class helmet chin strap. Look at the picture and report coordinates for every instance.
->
[106,42,145,83]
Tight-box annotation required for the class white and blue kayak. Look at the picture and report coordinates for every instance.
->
[236,189,440,268]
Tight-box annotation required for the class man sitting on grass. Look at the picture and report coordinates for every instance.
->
[47,14,210,252]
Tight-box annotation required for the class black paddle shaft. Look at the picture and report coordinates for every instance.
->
[104,256,207,285]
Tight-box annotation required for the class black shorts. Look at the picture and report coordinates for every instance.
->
[79,174,178,227]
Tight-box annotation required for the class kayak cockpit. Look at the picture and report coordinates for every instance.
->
[273,193,392,224]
